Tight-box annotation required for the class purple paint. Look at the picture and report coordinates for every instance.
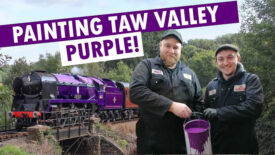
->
[76,75,94,85]
[185,127,206,133]
[184,119,210,154]
[89,77,104,85]
[53,74,82,84]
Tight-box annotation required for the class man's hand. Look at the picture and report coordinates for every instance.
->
[203,108,218,120]
[169,102,192,118]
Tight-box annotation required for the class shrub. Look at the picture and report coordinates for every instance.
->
[0,144,31,155]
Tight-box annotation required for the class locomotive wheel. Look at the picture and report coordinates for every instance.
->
[122,110,128,120]
[114,110,121,120]
[107,110,115,122]
[99,111,108,122]
[128,110,133,120]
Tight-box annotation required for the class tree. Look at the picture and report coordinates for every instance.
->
[187,39,218,51]
[0,84,13,127]
[186,50,216,88]
[2,57,32,87]
[241,0,275,103]
[106,61,133,82]
[0,49,12,72]
[33,52,72,73]
[83,62,107,78]
[241,0,275,154]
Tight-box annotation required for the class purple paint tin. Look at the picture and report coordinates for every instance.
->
[183,119,212,154]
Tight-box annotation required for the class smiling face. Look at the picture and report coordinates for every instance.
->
[216,49,241,80]
[159,36,182,69]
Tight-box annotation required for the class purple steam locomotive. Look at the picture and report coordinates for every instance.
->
[9,71,138,130]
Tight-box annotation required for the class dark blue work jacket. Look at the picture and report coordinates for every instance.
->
[205,63,263,154]
[130,56,202,154]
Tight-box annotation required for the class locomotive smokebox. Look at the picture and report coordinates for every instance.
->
[21,72,42,95]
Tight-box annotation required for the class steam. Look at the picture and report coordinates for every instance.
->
[71,66,84,75]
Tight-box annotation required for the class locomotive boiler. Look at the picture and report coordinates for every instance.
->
[9,71,138,130]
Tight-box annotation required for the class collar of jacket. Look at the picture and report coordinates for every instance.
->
[217,63,246,83]
[154,56,186,69]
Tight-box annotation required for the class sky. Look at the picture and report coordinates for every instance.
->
[0,0,243,64]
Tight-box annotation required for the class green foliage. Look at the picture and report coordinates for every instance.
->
[187,39,218,51]
[241,0,275,103]
[32,52,72,73]
[0,51,12,72]
[182,43,217,88]
[0,70,3,83]
[185,50,216,87]
[119,139,127,147]
[0,81,14,129]
[83,62,107,78]
[182,45,205,60]
[0,84,13,107]
[106,61,133,82]
[2,57,32,87]
[96,123,105,131]
[240,0,275,154]
[142,31,163,58]
[0,144,31,155]
[95,123,130,150]
[216,33,245,46]
[256,100,275,155]
[45,134,62,154]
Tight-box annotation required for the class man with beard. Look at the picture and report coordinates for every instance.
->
[129,29,203,154]
[203,44,263,154]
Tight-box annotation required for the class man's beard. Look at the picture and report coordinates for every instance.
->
[160,53,179,68]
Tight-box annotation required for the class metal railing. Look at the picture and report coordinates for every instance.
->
[0,109,93,141]
[0,111,16,131]
[37,108,92,140]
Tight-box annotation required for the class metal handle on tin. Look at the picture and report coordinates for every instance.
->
[184,112,204,125]
[191,112,204,119]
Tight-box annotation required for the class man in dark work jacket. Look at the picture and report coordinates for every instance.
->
[129,29,203,154]
[203,44,263,154]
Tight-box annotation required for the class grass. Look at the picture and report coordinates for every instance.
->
[0,144,32,155]
[0,127,62,155]
[95,121,137,154]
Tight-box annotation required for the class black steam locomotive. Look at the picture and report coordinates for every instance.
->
[9,71,138,130]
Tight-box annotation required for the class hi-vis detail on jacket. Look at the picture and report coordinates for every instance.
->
[209,89,216,96]
[234,84,246,92]
[183,73,192,80]
[152,69,163,75]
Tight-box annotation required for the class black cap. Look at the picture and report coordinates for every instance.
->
[215,44,239,56]
[161,29,183,45]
